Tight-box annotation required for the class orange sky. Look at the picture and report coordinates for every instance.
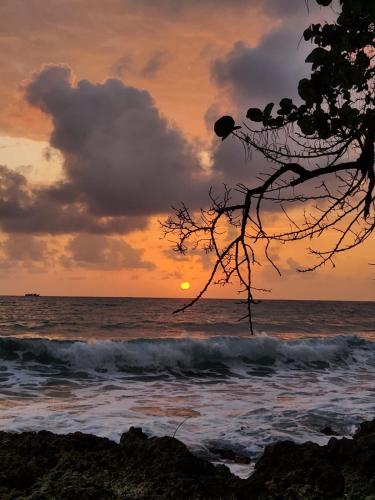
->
[0,0,373,301]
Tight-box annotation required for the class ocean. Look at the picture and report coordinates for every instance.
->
[0,296,374,476]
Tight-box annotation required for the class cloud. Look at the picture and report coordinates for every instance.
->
[204,104,273,188]
[0,231,155,274]
[0,63,213,236]
[111,51,170,80]
[126,0,251,14]
[2,234,48,262]
[208,2,336,187]
[211,27,308,107]
[211,137,255,183]
[0,2,330,243]
[111,55,134,79]
[125,0,308,18]
[61,234,155,270]
[0,234,50,271]
[0,165,147,234]
[24,64,208,218]
[261,0,308,17]
[141,50,170,78]
[209,0,333,110]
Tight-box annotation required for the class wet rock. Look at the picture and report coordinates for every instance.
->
[120,425,148,444]
[240,440,346,499]
[320,425,340,436]
[239,418,375,499]
[209,446,251,464]
[0,429,241,500]
[2,419,375,499]
[353,419,375,439]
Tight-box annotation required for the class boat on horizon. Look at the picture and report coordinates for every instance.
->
[24,293,40,297]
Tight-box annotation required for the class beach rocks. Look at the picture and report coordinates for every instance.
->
[0,428,239,500]
[320,425,340,436]
[209,446,252,464]
[239,439,346,499]
[1,420,375,499]
[239,420,375,499]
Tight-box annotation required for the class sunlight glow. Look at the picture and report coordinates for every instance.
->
[180,281,191,290]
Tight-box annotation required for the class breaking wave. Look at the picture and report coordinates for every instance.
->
[0,335,372,376]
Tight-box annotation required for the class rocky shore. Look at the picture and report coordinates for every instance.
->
[1,420,375,499]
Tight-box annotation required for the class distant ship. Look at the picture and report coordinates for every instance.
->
[24,293,40,297]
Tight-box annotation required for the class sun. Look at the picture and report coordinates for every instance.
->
[180,281,191,290]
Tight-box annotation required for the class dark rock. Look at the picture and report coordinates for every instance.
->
[239,419,375,499]
[120,425,148,445]
[209,446,251,464]
[320,425,340,436]
[239,439,345,499]
[2,419,375,499]
[353,419,375,439]
[0,429,241,500]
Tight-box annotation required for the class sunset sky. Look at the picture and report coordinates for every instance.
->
[0,0,373,300]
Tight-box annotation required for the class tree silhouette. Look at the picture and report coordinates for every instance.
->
[163,0,374,332]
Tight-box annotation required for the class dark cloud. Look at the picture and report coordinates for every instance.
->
[0,165,147,234]
[141,50,170,78]
[24,64,208,218]
[211,137,254,184]
[209,137,282,212]
[0,234,50,271]
[204,104,271,187]
[1,234,48,262]
[211,27,308,107]
[61,234,155,270]
[209,2,336,187]
[206,0,340,202]
[262,0,308,17]
[0,232,154,273]
[209,0,334,110]
[0,63,213,236]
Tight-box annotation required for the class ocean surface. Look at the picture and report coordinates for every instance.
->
[0,296,374,476]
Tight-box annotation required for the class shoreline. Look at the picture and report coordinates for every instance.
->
[1,419,375,499]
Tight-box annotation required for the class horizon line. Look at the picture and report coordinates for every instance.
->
[0,294,373,303]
